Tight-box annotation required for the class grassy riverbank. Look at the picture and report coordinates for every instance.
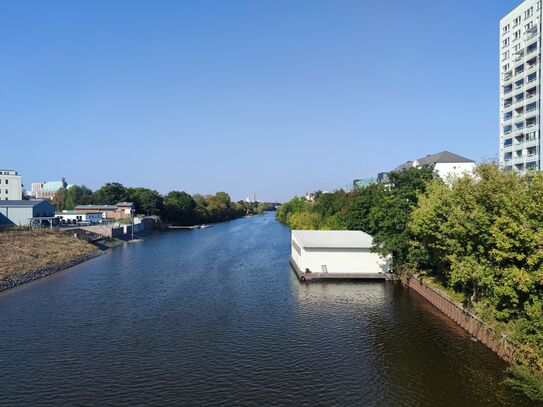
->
[0,229,98,281]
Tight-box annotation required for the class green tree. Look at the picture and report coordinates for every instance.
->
[127,188,164,216]
[409,164,543,322]
[276,196,310,225]
[163,191,196,224]
[344,183,385,234]
[93,182,129,205]
[369,167,436,267]
[52,185,93,210]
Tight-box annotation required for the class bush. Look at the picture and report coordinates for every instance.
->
[504,366,543,402]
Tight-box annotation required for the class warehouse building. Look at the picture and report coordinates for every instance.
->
[0,200,56,227]
[290,230,391,281]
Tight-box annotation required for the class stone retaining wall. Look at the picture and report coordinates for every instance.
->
[79,225,125,238]
[406,277,516,362]
[0,250,103,293]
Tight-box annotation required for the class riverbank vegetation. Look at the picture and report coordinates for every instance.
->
[276,164,543,400]
[0,229,97,281]
[53,182,276,225]
[276,167,435,266]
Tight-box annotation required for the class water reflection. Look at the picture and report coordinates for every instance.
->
[292,278,387,308]
[0,213,534,406]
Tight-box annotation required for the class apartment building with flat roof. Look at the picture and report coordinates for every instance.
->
[500,0,543,173]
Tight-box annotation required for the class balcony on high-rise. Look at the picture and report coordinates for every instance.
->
[526,87,538,99]
[526,116,538,128]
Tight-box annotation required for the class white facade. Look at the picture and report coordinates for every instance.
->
[57,211,103,224]
[0,169,23,200]
[433,162,476,181]
[30,182,45,198]
[391,151,476,183]
[405,160,476,181]
[500,0,542,173]
[291,230,390,277]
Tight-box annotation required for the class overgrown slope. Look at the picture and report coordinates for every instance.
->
[0,229,97,280]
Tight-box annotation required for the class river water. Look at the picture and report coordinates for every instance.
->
[0,213,534,406]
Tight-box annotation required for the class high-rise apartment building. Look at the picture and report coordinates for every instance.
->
[0,169,23,200]
[500,0,542,172]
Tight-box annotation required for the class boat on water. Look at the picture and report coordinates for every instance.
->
[199,224,212,229]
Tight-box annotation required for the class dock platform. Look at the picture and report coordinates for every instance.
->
[289,257,387,282]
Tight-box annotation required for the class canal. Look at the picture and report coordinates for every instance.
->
[0,212,533,406]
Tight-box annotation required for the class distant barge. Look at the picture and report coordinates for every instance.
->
[168,224,213,230]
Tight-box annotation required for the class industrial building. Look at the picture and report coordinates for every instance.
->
[0,200,56,227]
[0,169,23,201]
[290,230,391,281]
[500,0,542,173]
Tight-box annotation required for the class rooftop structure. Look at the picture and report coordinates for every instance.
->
[386,151,476,182]
[0,200,48,208]
[292,230,373,249]
[393,151,475,172]
[74,205,118,211]
[74,202,134,219]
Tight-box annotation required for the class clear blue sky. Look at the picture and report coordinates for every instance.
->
[0,0,519,201]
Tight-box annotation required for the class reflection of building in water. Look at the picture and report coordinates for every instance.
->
[291,279,389,311]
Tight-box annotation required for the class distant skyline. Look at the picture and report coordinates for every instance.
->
[0,0,521,201]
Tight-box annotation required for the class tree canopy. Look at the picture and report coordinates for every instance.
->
[92,182,129,205]
[52,182,274,224]
[52,185,93,211]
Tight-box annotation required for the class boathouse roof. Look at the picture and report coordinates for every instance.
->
[292,230,373,249]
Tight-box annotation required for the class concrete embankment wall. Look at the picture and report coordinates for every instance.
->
[122,217,154,236]
[405,277,515,363]
[78,225,124,238]
[0,250,103,293]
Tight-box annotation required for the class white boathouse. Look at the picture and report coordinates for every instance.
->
[290,230,391,281]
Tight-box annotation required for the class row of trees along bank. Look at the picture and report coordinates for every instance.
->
[276,164,543,401]
[53,182,276,225]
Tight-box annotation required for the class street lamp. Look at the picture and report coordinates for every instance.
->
[131,207,135,241]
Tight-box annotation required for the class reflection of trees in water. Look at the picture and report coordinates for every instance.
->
[369,284,525,407]
[290,280,527,406]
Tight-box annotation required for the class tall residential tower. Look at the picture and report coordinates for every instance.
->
[500,0,542,172]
